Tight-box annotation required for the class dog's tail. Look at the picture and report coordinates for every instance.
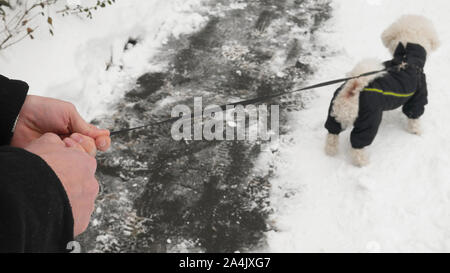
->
[331,58,385,129]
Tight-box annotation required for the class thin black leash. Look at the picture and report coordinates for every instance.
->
[110,65,399,136]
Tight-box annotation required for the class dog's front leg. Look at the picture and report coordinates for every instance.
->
[407,118,422,135]
[325,133,339,156]
[351,148,369,167]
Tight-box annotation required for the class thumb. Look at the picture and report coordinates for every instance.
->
[69,108,94,137]
[69,107,109,138]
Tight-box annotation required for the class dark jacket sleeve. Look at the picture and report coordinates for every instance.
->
[0,75,29,145]
[402,73,428,119]
[0,74,74,252]
[0,147,74,253]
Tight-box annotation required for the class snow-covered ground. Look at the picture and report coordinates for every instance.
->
[2,0,449,253]
[0,0,207,120]
[267,0,450,253]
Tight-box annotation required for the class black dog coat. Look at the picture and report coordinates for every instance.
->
[325,43,428,149]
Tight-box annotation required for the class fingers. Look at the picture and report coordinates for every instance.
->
[39,133,66,147]
[95,135,111,152]
[66,105,111,151]
[89,124,111,151]
[63,137,98,177]
[69,133,97,157]
[63,137,87,154]
[89,124,110,138]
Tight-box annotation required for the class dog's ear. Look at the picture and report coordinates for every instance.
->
[381,28,393,48]
[381,25,399,53]
[423,17,440,52]
[430,39,440,52]
[429,32,441,52]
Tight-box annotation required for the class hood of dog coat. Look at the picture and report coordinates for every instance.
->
[391,42,427,69]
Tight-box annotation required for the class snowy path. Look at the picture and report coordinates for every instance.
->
[267,0,450,253]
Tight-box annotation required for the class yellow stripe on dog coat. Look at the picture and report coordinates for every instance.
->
[362,88,416,98]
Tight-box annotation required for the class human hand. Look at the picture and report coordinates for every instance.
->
[12,95,111,152]
[25,133,99,236]
[66,133,98,157]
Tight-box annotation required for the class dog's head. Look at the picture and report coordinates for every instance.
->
[381,15,440,55]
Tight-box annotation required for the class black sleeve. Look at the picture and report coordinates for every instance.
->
[402,73,428,119]
[0,74,29,146]
[0,147,74,253]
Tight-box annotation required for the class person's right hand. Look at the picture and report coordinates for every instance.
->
[25,133,99,237]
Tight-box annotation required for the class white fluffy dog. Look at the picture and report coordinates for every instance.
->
[324,15,439,167]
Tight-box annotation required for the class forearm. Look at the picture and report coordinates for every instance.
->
[0,147,74,253]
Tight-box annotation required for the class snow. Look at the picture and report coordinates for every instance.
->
[267,0,450,252]
[0,0,207,120]
[2,0,449,253]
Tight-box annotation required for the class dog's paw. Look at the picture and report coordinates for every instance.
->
[325,134,339,156]
[407,119,422,135]
[351,148,369,167]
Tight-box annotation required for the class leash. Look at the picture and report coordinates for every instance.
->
[110,65,399,136]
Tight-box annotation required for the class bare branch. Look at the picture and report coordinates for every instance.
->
[0,0,116,51]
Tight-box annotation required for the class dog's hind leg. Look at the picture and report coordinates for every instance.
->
[325,133,340,156]
[351,148,369,167]
[349,110,383,167]
[407,118,422,135]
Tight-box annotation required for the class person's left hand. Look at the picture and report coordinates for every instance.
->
[11,95,111,153]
